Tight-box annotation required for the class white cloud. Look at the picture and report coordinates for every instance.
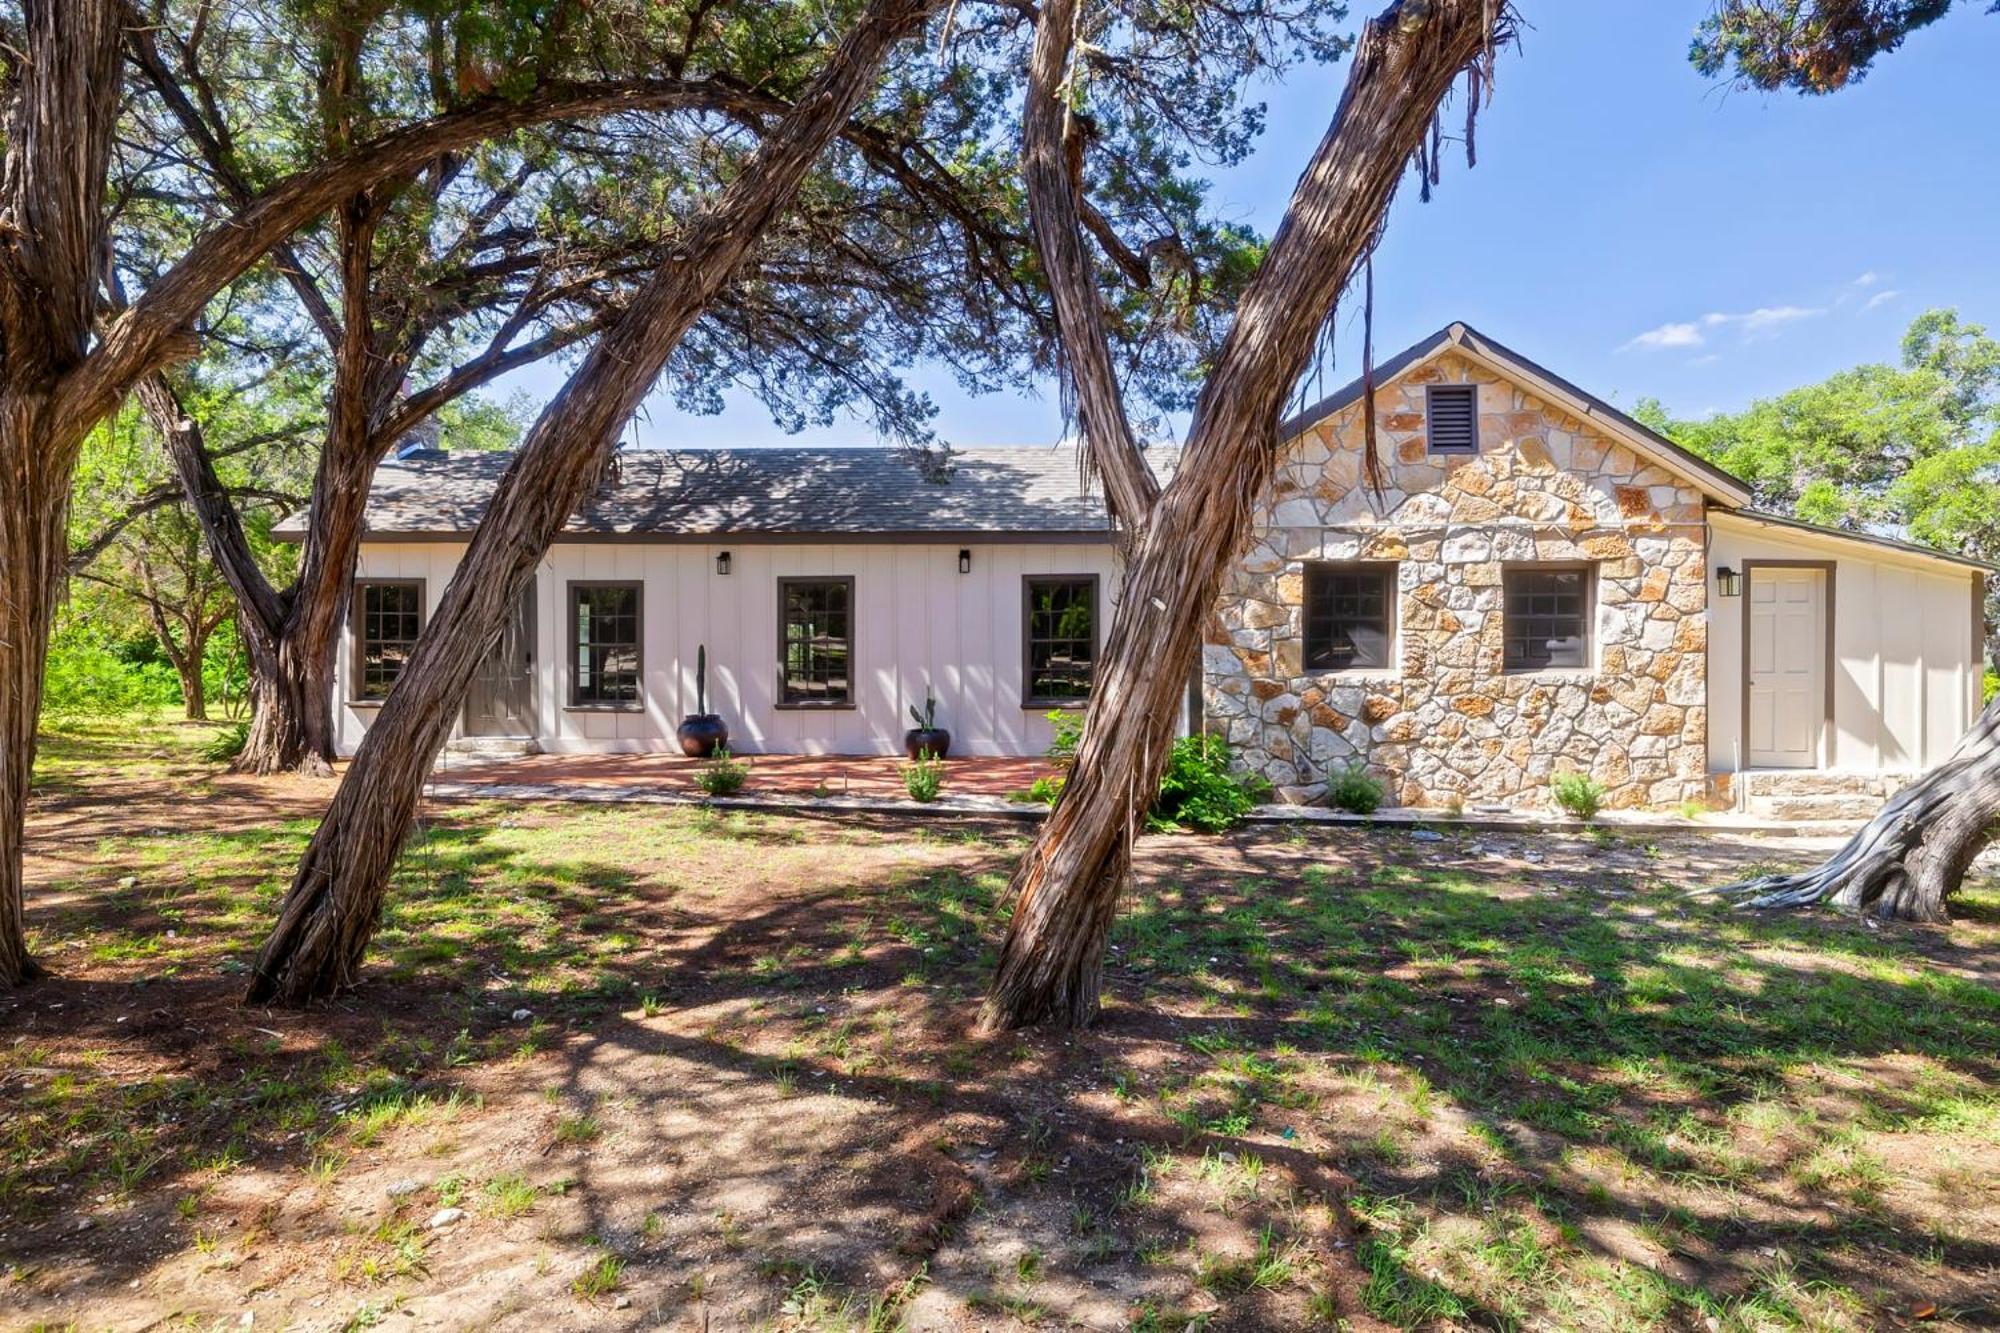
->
[1864,288,1902,310]
[1622,321,1706,352]
[1621,304,1825,353]
[1853,270,1883,288]
[1724,305,1826,338]
[1687,353,1721,367]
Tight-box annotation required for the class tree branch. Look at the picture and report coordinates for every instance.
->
[1021,0,1159,527]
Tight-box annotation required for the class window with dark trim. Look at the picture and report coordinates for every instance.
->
[1502,566,1593,671]
[352,580,423,701]
[1426,383,1479,453]
[779,577,853,707]
[1303,563,1396,670]
[569,582,642,709]
[1024,575,1098,705]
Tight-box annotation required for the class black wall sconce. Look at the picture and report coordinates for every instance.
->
[1715,565,1741,597]
[715,550,732,576]
[958,548,972,574]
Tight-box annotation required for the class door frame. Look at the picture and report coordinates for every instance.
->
[1740,559,1836,768]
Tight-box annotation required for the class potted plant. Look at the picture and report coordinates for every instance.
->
[676,644,729,757]
[905,686,950,759]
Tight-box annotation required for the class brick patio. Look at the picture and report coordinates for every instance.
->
[426,750,1055,800]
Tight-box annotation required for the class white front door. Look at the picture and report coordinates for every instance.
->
[1746,566,1826,768]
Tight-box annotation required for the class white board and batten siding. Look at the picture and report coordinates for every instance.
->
[337,539,1125,758]
[1707,511,1984,776]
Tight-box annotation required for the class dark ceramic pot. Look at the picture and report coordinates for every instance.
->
[677,714,729,758]
[904,727,951,760]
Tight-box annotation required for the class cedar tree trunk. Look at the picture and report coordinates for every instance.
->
[982,0,1510,1030]
[245,0,939,1004]
[0,0,123,984]
[1725,697,2000,922]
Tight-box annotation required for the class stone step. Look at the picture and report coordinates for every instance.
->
[444,735,541,759]
[1738,769,1908,799]
[1747,793,1886,822]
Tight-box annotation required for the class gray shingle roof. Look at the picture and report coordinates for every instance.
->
[276,446,1177,541]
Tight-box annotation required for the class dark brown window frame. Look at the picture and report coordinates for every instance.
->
[1022,573,1101,708]
[1302,561,1398,672]
[348,578,426,705]
[1500,563,1596,673]
[566,580,644,712]
[777,575,857,710]
[1425,383,1480,454]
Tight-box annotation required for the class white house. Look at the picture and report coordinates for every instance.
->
[295,324,1992,812]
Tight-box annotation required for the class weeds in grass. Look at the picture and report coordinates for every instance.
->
[572,1253,624,1299]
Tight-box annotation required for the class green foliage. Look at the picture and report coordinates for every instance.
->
[1045,709,1084,767]
[902,751,945,802]
[1985,668,1999,705]
[41,617,181,718]
[202,721,251,764]
[1550,771,1606,821]
[1690,0,1962,95]
[1022,774,1067,806]
[1327,764,1385,815]
[694,747,748,797]
[1149,734,1270,834]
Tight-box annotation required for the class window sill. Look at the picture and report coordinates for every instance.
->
[345,699,388,709]
[563,704,644,714]
[775,701,856,711]
[1024,699,1091,711]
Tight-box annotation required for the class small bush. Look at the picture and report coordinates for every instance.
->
[1149,734,1270,833]
[1018,774,1066,806]
[1045,708,1084,767]
[694,747,748,797]
[1327,764,1385,815]
[1985,668,1998,705]
[1549,770,1605,820]
[201,721,250,764]
[902,751,945,802]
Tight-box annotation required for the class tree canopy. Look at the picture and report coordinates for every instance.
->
[1689,0,1984,94]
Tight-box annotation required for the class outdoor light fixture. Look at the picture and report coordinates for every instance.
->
[958,548,972,574]
[1715,565,1741,597]
[715,551,731,576]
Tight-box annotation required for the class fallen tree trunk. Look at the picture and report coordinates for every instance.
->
[981,0,1511,1031]
[245,0,938,1004]
[1723,697,2000,922]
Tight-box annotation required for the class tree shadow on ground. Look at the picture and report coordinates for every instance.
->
[7,801,1999,1329]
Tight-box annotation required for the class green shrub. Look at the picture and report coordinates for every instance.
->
[1019,774,1066,805]
[902,751,945,802]
[694,747,748,797]
[1985,667,1998,705]
[1549,770,1605,820]
[1045,709,1084,767]
[1148,734,1270,833]
[1327,764,1385,815]
[201,721,250,764]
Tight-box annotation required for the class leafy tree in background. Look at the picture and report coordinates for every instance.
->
[1636,308,2000,656]
[1690,0,1985,93]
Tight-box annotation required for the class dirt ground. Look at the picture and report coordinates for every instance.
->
[4,719,1998,1331]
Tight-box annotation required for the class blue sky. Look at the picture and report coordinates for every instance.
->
[504,1,2000,448]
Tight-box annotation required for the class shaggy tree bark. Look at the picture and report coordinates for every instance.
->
[1723,697,2000,922]
[245,0,940,1004]
[0,13,762,985]
[0,0,126,986]
[982,0,1510,1030]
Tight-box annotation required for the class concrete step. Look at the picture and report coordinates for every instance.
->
[1738,769,1908,800]
[444,735,541,759]
[1747,793,1887,822]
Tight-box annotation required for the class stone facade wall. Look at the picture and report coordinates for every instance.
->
[1203,351,1710,810]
